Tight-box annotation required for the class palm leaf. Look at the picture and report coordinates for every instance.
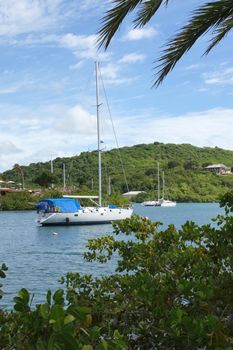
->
[154,0,233,86]
[134,0,169,28]
[205,16,233,54]
[98,0,143,49]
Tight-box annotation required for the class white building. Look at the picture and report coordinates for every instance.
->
[204,164,231,175]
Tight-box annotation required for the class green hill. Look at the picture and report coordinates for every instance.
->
[1,142,233,202]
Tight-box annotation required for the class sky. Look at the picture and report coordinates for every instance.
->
[0,0,232,172]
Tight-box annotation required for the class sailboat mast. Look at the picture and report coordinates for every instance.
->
[162,171,165,199]
[157,162,160,201]
[95,61,102,207]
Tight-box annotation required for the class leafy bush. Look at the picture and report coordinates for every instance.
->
[0,192,35,210]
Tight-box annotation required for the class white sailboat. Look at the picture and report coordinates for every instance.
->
[142,162,161,206]
[159,171,176,207]
[142,164,176,207]
[37,62,133,226]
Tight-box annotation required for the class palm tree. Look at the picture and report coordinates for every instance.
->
[98,0,233,86]
[14,163,25,189]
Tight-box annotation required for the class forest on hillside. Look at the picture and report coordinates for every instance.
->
[1,142,233,203]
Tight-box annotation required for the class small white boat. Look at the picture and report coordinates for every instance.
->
[159,199,176,207]
[37,62,133,226]
[142,200,160,207]
[159,172,176,207]
[142,163,161,206]
[142,165,176,207]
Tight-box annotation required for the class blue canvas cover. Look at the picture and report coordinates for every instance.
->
[37,198,81,213]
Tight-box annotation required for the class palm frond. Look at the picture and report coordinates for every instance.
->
[134,0,169,28]
[98,0,143,49]
[205,16,233,54]
[154,0,233,86]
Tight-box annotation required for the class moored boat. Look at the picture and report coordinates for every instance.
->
[37,62,133,225]
[37,198,132,225]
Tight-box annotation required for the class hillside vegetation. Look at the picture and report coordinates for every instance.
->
[2,142,233,202]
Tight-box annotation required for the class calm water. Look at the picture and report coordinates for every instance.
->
[0,203,224,308]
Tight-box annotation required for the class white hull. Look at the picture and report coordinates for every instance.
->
[37,206,133,226]
[142,199,176,207]
[160,200,176,207]
[142,201,160,207]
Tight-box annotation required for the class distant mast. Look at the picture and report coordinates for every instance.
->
[63,163,66,191]
[108,176,111,196]
[162,171,165,199]
[51,156,53,174]
[157,162,160,201]
[51,156,54,189]
[95,61,102,207]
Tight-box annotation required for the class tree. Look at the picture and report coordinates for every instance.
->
[167,160,181,169]
[14,163,25,189]
[98,0,233,86]
[35,172,55,188]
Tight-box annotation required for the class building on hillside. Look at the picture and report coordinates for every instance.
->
[122,191,145,199]
[0,188,20,196]
[204,164,231,175]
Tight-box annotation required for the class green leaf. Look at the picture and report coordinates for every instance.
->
[48,334,57,350]
[14,302,27,312]
[36,339,47,350]
[50,304,65,320]
[40,303,50,319]
[101,340,108,350]
[47,289,52,305]
[61,333,79,350]
[82,346,93,350]
[0,270,6,278]
[64,314,75,325]
[18,288,30,304]
[49,319,56,324]
[53,289,64,305]
[1,263,8,271]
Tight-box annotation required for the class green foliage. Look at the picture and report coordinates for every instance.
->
[0,287,127,349]
[40,190,63,200]
[0,192,35,211]
[107,193,130,207]
[64,196,233,349]
[35,172,56,188]
[2,143,233,203]
[0,264,8,300]
[1,192,233,348]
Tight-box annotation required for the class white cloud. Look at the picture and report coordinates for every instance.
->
[0,140,23,171]
[116,108,233,151]
[0,103,99,171]
[119,53,146,64]
[123,27,157,41]
[185,64,200,70]
[0,140,22,154]
[99,62,140,85]
[0,0,66,36]
[56,105,96,134]
[4,32,110,63]
[100,63,119,80]
[203,67,233,85]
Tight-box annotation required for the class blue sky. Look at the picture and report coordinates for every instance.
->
[0,0,232,172]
